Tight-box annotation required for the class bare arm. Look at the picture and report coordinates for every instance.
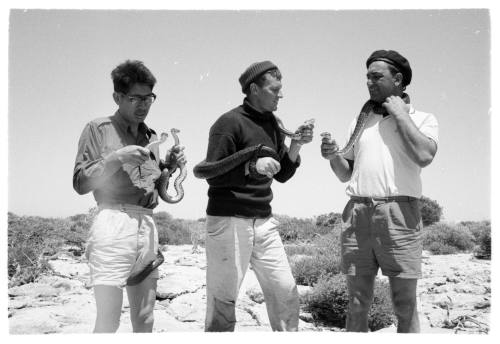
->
[384,96,437,167]
[320,135,353,182]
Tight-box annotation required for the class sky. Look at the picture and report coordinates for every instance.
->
[4,5,493,225]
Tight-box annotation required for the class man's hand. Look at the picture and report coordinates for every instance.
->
[291,120,314,146]
[320,132,340,160]
[165,145,187,168]
[255,157,281,178]
[382,95,410,118]
[115,145,150,165]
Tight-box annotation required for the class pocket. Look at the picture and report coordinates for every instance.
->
[387,201,420,231]
[206,215,230,237]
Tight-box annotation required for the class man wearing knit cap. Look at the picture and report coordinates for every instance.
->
[321,50,438,332]
[201,61,314,331]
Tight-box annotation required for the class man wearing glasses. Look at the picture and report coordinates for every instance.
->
[73,60,185,332]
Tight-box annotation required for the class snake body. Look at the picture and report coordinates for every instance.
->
[157,128,187,204]
[126,249,164,286]
[193,118,314,180]
[126,129,186,286]
[320,100,373,155]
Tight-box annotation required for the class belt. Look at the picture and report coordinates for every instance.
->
[350,196,417,204]
[98,203,154,215]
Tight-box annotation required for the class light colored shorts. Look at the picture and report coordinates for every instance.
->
[341,197,423,279]
[85,203,159,288]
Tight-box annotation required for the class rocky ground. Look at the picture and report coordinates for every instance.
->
[8,245,490,334]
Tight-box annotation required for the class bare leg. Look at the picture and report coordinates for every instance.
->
[126,277,157,332]
[345,274,376,332]
[93,285,123,333]
[389,277,420,333]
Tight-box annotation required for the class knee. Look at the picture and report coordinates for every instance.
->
[348,291,373,313]
[392,294,417,317]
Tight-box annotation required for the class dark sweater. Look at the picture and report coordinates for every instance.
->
[205,99,301,218]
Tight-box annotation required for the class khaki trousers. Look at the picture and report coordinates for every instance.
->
[204,215,299,331]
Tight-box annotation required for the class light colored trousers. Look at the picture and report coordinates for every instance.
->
[204,215,299,332]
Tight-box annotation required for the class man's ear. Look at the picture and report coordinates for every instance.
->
[394,72,404,87]
[112,92,120,105]
[249,83,259,95]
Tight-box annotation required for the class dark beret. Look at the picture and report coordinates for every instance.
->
[239,61,278,93]
[366,50,412,87]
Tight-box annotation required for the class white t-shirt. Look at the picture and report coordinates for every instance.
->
[343,105,439,198]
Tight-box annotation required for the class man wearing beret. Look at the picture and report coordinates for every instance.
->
[201,61,314,331]
[321,50,438,332]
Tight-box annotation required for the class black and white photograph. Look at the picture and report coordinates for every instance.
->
[3,1,497,340]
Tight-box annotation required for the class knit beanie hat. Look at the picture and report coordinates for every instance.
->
[366,50,412,87]
[238,61,278,93]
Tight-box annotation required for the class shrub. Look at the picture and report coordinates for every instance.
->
[419,196,443,227]
[275,214,332,243]
[426,242,459,255]
[458,221,491,259]
[66,207,97,250]
[290,231,342,286]
[315,212,343,228]
[284,243,318,257]
[8,213,70,286]
[369,279,396,331]
[422,222,475,254]
[304,274,395,331]
[473,225,491,259]
[292,253,341,286]
[154,211,201,246]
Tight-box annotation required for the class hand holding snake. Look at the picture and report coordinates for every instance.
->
[290,119,315,146]
[148,129,187,204]
[320,133,342,160]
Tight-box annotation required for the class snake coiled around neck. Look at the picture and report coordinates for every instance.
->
[320,94,410,155]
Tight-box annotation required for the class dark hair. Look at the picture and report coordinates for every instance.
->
[111,60,157,94]
[244,68,282,95]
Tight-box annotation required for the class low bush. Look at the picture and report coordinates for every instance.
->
[303,274,395,331]
[290,231,342,286]
[154,212,203,246]
[275,214,332,243]
[284,243,318,257]
[8,213,71,286]
[459,221,491,259]
[315,212,343,228]
[474,226,491,259]
[419,196,443,227]
[422,222,475,255]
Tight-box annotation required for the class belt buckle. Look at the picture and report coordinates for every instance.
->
[370,197,384,206]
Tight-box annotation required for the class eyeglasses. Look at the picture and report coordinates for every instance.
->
[121,93,157,105]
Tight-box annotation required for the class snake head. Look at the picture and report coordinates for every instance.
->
[170,128,180,134]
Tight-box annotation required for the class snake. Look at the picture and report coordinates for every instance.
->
[321,95,411,155]
[126,249,164,286]
[193,118,314,179]
[320,100,373,155]
[148,128,187,204]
